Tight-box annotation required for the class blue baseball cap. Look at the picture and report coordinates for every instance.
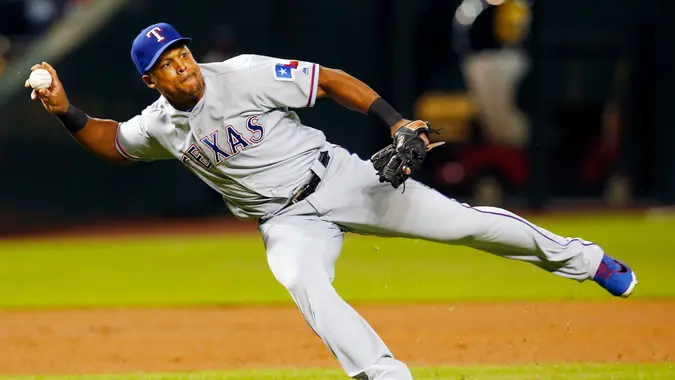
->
[131,22,192,75]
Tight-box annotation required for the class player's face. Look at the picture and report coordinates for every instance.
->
[143,44,204,108]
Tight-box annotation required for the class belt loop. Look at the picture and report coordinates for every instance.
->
[310,151,328,179]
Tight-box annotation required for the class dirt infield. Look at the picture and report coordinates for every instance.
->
[0,301,673,375]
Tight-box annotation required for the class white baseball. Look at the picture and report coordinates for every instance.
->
[29,68,52,90]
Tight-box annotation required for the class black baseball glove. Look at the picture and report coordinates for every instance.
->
[370,120,444,189]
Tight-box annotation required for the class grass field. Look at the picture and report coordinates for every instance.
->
[1,214,673,308]
[0,213,673,379]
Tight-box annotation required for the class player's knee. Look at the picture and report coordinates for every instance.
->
[267,254,325,291]
[271,265,305,290]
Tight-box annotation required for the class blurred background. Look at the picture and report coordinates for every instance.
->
[0,0,673,235]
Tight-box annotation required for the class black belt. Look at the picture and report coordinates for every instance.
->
[288,151,330,205]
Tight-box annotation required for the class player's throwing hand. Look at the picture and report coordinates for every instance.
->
[24,62,70,114]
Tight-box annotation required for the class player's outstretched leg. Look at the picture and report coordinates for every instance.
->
[326,177,637,298]
[259,209,414,380]
[449,203,636,297]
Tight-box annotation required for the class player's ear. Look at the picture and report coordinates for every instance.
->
[142,74,156,89]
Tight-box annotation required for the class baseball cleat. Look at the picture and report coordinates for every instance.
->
[593,254,637,297]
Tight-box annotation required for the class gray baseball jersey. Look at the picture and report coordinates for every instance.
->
[115,54,325,219]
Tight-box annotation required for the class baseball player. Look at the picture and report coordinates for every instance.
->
[26,23,637,380]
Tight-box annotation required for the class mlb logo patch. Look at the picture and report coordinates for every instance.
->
[274,60,299,81]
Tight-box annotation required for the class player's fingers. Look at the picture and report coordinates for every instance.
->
[42,90,60,107]
[37,89,54,101]
[426,142,445,151]
[41,62,59,80]
[40,88,56,98]
[31,89,37,100]
[25,79,30,88]
[30,64,43,71]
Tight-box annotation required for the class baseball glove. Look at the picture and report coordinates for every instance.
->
[370,120,444,189]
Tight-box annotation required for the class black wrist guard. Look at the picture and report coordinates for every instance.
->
[56,105,88,134]
[367,97,403,128]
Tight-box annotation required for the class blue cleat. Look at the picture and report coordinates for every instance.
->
[593,254,638,297]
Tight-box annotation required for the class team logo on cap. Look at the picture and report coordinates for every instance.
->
[146,27,166,42]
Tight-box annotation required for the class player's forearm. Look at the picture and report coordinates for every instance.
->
[317,67,383,114]
[67,115,129,164]
[317,67,411,136]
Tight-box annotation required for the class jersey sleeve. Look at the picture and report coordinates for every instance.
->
[115,115,172,161]
[246,55,320,109]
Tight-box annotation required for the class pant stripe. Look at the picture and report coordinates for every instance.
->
[451,199,598,249]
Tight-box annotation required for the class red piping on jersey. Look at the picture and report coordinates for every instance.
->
[307,64,317,108]
[115,131,140,160]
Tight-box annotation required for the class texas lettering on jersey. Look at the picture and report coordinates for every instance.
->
[115,54,325,219]
[182,115,265,169]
